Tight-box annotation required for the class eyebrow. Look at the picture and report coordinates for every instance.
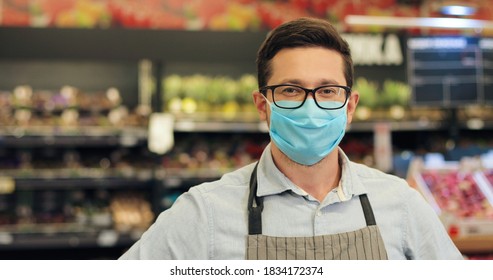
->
[278,78,344,86]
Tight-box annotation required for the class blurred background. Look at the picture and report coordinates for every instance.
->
[1,0,493,259]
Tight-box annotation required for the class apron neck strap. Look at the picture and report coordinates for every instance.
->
[359,194,376,226]
[248,162,263,235]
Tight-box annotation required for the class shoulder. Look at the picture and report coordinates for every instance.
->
[190,162,256,196]
[348,161,426,209]
[180,162,255,215]
[350,161,411,190]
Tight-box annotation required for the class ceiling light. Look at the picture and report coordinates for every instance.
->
[345,15,493,30]
[440,5,477,16]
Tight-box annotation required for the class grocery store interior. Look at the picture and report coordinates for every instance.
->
[1,0,493,260]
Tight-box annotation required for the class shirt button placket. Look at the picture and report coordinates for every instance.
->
[314,208,324,235]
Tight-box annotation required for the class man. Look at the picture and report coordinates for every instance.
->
[120,17,463,260]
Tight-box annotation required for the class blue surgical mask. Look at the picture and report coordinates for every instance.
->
[265,98,347,166]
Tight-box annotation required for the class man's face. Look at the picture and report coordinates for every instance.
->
[253,46,359,124]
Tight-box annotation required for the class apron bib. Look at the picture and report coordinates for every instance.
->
[246,163,388,260]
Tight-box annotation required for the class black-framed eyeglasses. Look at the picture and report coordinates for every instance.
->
[259,84,351,110]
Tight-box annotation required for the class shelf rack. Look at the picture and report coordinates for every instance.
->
[0,27,267,62]
[453,235,493,255]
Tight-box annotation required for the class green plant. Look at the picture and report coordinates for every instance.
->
[353,77,378,108]
[381,80,411,107]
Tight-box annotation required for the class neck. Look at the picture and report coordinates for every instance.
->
[271,144,341,202]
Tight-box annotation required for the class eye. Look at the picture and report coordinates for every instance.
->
[318,87,339,95]
[279,86,303,95]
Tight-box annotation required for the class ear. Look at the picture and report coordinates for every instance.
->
[253,91,268,121]
[346,90,359,124]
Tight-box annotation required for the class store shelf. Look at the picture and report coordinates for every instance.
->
[0,126,148,147]
[174,119,268,133]
[173,119,462,133]
[3,119,484,136]
[453,235,493,254]
[0,226,142,250]
[0,168,154,190]
[173,118,443,133]
[1,169,235,192]
[350,119,493,132]
[14,177,153,190]
[162,168,233,177]
[172,117,493,133]
[348,119,445,132]
[0,27,266,62]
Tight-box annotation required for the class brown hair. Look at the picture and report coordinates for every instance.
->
[256,17,353,89]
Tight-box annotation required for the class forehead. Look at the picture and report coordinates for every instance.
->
[269,47,346,85]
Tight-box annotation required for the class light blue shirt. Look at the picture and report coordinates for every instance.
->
[120,145,463,260]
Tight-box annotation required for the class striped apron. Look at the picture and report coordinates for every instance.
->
[246,163,388,260]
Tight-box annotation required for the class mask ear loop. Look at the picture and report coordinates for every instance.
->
[261,94,273,111]
[261,91,272,103]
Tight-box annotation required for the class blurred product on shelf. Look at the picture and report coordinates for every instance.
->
[0,188,150,228]
[161,133,268,175]
[0,147,155,178]
[353,77,411,112]
[421,170,493,219]
[110,192,154,231]
[407,155,493,238]
[467,253,493,260]
[0,85,148,129]
[163,74,259,121]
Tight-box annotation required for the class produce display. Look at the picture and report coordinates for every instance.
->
[420,170,493,219]
[164,74,425,122]
[352,77,412,121]
[0,81,154,234]
[486,170,493,186]
[163,74,259,120]
[110,192,154,230]
[0,85,148,129]
[0,143,156,229]
[0,147,155,177]
[9,0,493,33]
[163,74,493,125]
[0,131,269,233]
[4,0,492,34]
[467,254,493,260]
[156,133,268,210]
[0,188,153,231]
[161,133,268,172]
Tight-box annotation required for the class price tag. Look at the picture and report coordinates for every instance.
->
[0,177,15,194]
[164,177,182,188]
[97,230,118,247]
[174,120,195,131]
[0,232,13,245]
[120,132,138,147]
[148,113,175,154]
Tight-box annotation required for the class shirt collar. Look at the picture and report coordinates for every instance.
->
[337,148,367,200]
[256,144,367,201]
[256,144,303,197]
